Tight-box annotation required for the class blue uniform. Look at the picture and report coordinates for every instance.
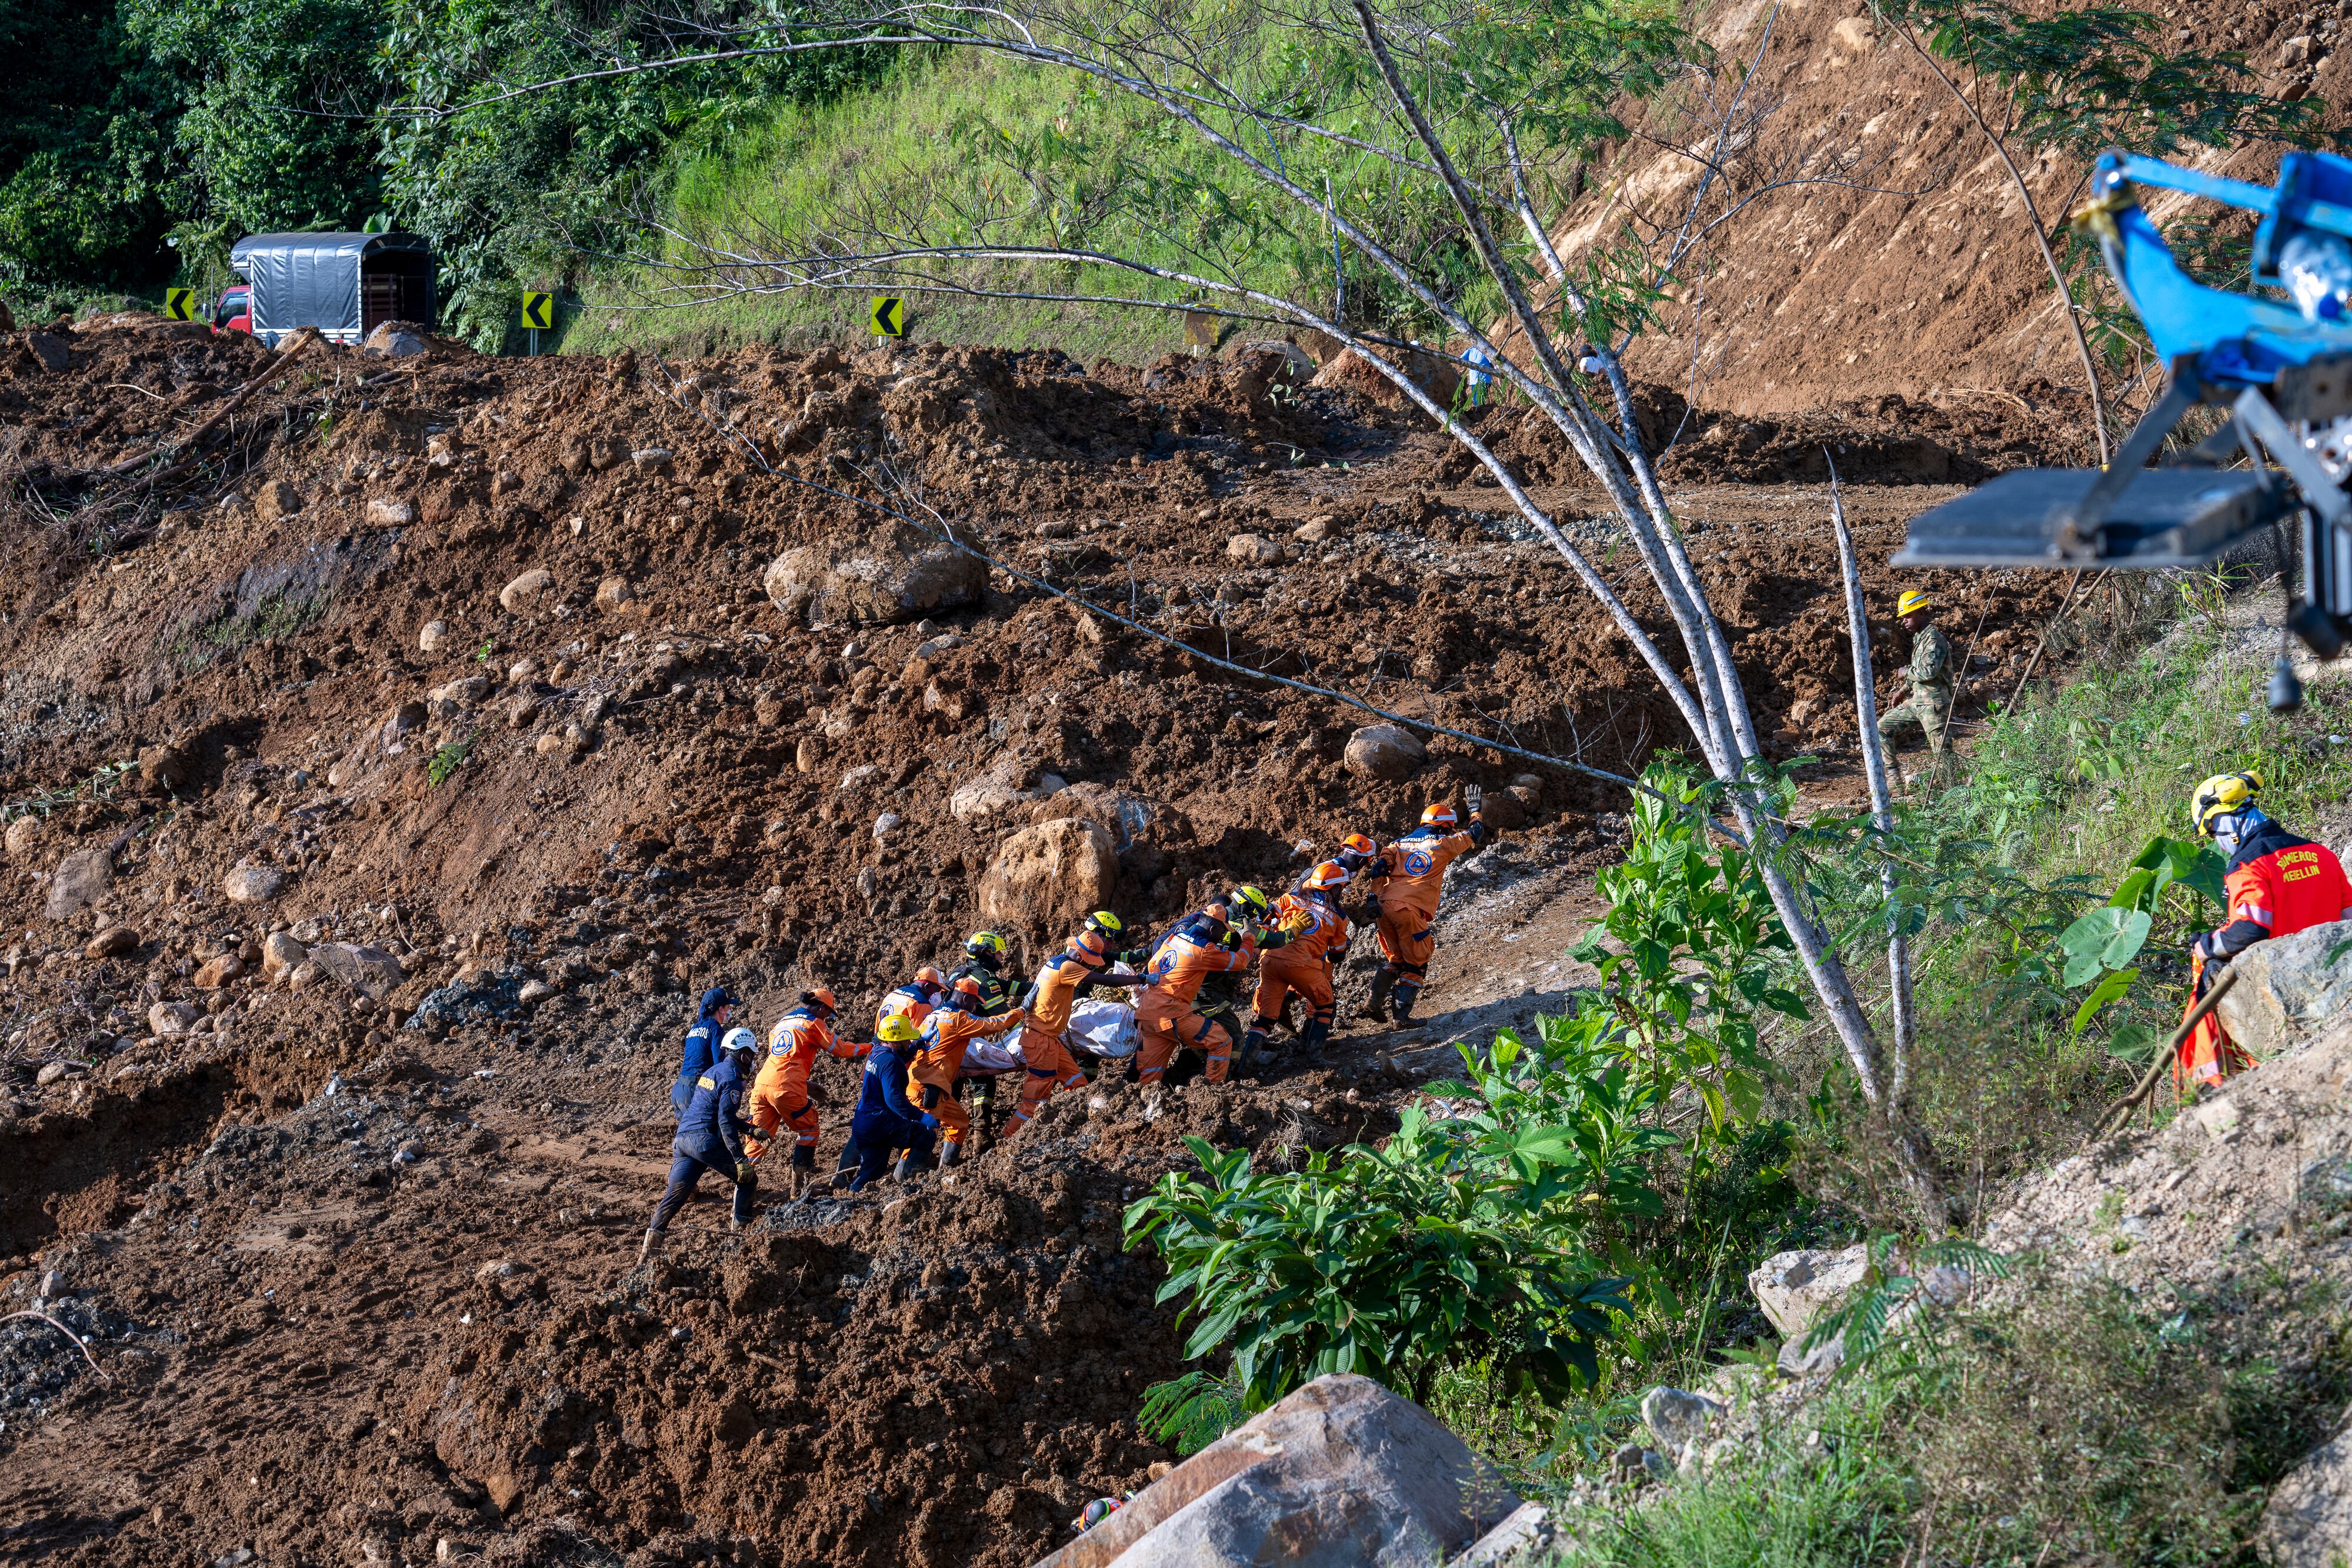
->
[670,987,734,1116]
[652,1055,756,1231]
[844,1040,935,1189]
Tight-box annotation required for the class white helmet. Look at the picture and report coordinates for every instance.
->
[720,1027,759,1060]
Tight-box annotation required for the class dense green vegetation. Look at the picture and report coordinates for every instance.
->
[1128,580,2352,1559]
[0,0,889,346]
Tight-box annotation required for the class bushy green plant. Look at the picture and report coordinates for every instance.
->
[1126,1113,1632,1411]
[1572,759,1810,1134]
[1136,1368,1243,1456]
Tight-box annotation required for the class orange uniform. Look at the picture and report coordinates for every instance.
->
[910,1005,1025,1149]
[1005,947,1113,1135]
[876,981,939,1038]
[747,1008,870,1166]
[1369,823,1488,1021]
[2181,827,2352,1088]
[1252,892,1350,1034]
[1135,928,1254,1084]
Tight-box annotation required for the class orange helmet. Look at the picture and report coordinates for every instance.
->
[951,975,985,1010]
[1421,803,1458,829]
[801,988,837,1018]
[1341,833,1377,857]
[1303,861,1349,891]
[913,965,944,991]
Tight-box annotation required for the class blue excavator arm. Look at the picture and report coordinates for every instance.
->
[1896,148,2352,669]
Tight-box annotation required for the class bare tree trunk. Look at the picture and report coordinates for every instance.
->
[1829,469,1919,1104]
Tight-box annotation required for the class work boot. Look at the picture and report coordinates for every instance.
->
[1358,971,1394,1023]
[1390,982,1420,1027]
[1240,1028,1270,1076]
[1301,1021,1331,1066]
[894,1154,920,1184]
[786,1168,809,1203]
[940,1140,964,1170]
[636,1226,664,1266]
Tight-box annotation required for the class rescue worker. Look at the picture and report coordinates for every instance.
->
[1284,834,1381,896]
[670,985,739,1117]
[877,966,947,1037]
[1245,862,1354,1070]
[946,931,1020,1144]
[1876,590,1955,755]
[846,1014,936,1190]
[1361,791,1493,1027]
[640,1026,759,1263]
[1135,891,1287,1085]
[746,989,870,1201]
[908,979,1027,1169]
[947,931,1021,1016]
[1008,912,1149,1135]
[2179,771,2352,1089]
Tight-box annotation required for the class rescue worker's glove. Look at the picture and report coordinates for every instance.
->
[1465,784,1483,818]
[806,1085,829,1107]
[734,1159,756,1185]
[921,1114,941,1132]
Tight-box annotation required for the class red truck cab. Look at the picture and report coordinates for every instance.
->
[213,285,251,334]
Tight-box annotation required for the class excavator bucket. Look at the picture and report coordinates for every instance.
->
[1892,467,2289,570]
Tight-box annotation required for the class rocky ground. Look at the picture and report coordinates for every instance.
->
[0,314,2080,1566]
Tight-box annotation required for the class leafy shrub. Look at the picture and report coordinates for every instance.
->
[1136,1369,1242,1456]
[1126,1110,1631,1411]
[1572,759,1810,1133]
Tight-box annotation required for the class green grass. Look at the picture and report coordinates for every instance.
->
[565,49,1279,362]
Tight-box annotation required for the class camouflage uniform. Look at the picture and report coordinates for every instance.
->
[1878,623,1955,753]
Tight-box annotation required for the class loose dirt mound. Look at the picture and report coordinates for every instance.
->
[1,316,2066,1564]
[1534,0,2350,434]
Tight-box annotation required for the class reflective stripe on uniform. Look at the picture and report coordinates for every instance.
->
[696,1075,716,1090]
[2233,904,2274,927]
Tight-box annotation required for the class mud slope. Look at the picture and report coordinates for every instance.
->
[1539,0,2347,437]
[2,317,2066,1564]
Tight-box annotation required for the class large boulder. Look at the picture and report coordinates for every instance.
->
[2259,1429,2352,1567]
[2216,918,2352,1061]
[1747,1245,1868,1339]
[950,752,1043,823]
[1344,724,1426,781]
[1027,783,1182,852]
[763,523,987,626]
[309,942,406,1002]
[979,818,1120,935]
[1033,1373,1518,1568]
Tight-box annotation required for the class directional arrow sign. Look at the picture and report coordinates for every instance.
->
[520,291,555,331]
[163,287,196,322]
[870,296,906,337]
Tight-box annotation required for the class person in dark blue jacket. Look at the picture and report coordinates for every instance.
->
[671,985,740,1117]
[640,1028,759,1264]
[843,1014,937,1191]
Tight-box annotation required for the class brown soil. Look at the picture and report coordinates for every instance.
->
[0,314,2069,1565]
[1531,0,2350,441]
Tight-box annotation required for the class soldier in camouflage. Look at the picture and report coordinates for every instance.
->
[1877,589,1955,754]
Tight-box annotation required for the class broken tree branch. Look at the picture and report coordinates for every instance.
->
[1829,458,1915,1101]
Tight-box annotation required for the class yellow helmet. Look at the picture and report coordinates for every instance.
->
[1896,590,1934,618]
[964,930,1008,962]
[1226,885,1271,921]
[878,1014,918,1043]
[2190,770,2263,836]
